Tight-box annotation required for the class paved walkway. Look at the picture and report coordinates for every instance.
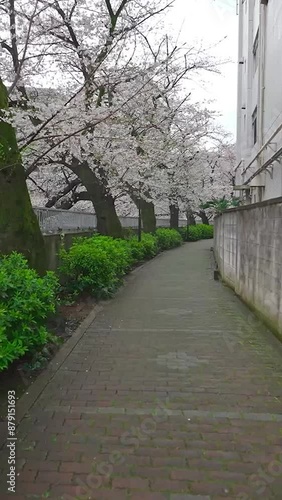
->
[1,240,282,499]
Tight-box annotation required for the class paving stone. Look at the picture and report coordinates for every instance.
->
[1,241,282,499]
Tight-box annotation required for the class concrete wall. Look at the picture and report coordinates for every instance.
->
[44,231,94,271]
[214,198,282,335]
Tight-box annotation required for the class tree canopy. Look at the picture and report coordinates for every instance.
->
[0,0,236,246]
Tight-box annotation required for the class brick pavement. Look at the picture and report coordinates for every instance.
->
[1,240,282,499]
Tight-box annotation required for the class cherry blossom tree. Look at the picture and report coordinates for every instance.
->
[0,0,176,240]
[185,141,236,224]
[0,0,234,251]
[23,29,220,232]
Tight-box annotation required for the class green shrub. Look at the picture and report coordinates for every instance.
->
[60,230,185,300]
[60,235,133,298]
[123,233,158,262]
[178,227,187,241]
[186,226,201,242]
[79,236,134,275]
[198,224,214,239]
[155,228,182,250]
[60,233,160,298]
[0,253,58,371]
[179,224,213,242]
[122,227,136,239]
[136,233,158,259]
[127,237,146,262]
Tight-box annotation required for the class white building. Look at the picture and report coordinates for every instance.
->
[235,0,282,203]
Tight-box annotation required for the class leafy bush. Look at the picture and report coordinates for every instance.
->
[122,227,136,239]
[186,226,202,242]
[178,227,188,241]
[0,253,58,371]
[125,233,158,262]
[135,233,159,259]
[60,230,181,298]
[79,236,134,275]
[179,224,214,242]
[197,224,214,239]
[126,236,146,262]
[60,235,133,298]
[201,197,240,214]
[155,228,182,250]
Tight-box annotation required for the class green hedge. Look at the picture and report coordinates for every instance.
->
[60,229,182,298]
[179,224,213,242]
[0,226,212,371]
[155,228,182,250]
[59,235,133,298]
[127,233,159,261]
[0,253,58,371]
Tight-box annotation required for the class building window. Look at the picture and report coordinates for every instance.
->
[253,29,259,74]
[252,107,258,145]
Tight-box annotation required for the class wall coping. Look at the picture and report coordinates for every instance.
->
[215,196,282,218]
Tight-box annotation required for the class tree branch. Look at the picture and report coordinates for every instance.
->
[9,0,40,95]
[45,178,81,207]
[57,190,91,209]
[105,0,115,25]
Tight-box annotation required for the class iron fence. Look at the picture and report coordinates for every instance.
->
[33,207,187,234]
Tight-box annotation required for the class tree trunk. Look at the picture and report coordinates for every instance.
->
[186,207,196,225]
[0,79,46,273]
[140,199,156,233]
[68,159,123,238]
[130,193,156,233]
[198,209,210,225]
[95,194,123,237]
[169,204,179,229]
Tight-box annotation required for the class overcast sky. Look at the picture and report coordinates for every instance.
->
[166,0,238,138]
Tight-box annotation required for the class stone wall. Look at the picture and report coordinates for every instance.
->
[214,197,282,336]
[44,231,94,271]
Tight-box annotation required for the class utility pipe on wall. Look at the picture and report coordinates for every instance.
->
[243,121,282,178]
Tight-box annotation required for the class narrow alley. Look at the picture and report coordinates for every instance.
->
[1,240,282,499]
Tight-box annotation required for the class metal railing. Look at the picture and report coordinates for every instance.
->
[34,207,97,233]
[33,206,187,234]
